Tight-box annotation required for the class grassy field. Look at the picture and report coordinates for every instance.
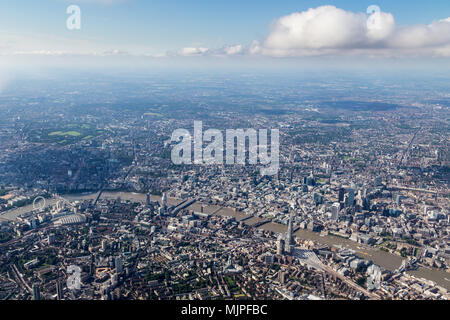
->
[28,124,103,145]
[49,131,82,137]
[143,112,163,117]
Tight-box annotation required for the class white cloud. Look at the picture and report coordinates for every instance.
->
[178,47,210,56]
[255,5,450,57]
[223,45,243,55]
[388,19,450,49]
[264,6,368,50]
[5,5,450,60]
[100,49,129,56]
[174,45,243,57]
[366,11,396,42]
[248,40,262,55]
[9,49,130,57]
[12,50,69,56]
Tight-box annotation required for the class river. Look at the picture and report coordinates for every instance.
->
[2,191,449,290]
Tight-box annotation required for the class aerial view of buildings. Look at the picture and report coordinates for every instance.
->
[0,0,449,304]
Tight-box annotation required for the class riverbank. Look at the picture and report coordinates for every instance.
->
[2,191,449,290]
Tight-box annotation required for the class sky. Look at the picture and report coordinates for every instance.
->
[0,0,450,71]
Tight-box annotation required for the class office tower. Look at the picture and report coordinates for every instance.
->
[278,270,286,284]
[264,255,274,265]
[306,171,315,186]
[347,184,355,207]
[111,273,118,288]
[338,187,345,202]
[276,235,284,255]
[313,192,323,205]
[47,234,55,245]
[101,239,107,251]
[331,203,340,221]
[109,256,114,268]
[394,193,401,206]
[115,256,123,273]
[363,197,370,210]
[32,283,41,300]
[162,192,167,213]
[56,280,63,300]
[89,261,95,276]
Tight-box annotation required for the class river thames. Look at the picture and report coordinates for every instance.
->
[1,191,449,290]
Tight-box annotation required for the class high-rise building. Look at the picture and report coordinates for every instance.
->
[101,239,107,251]
[161,192,168,213]
[394,193,401,206]
[284,212,295,255]
[331,203,340,221]
[276,235,284,255]
[313,192,323,205]
[363,197,370,210]
[362,187,367,198]
[278,270,286,284]
[306,172,316,186]
[347,184,355,207]
[56,280,63,300]
[111,273,118,288]
[338,187,345,202]
[47,234,55,245]
[32,283,41,300]
[115,256,123,273]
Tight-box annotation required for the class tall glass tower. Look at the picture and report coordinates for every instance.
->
[284,212,295,255]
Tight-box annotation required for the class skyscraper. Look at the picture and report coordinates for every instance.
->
[162,192,168,213]
[278,270,286,284]
[313,192,323,205]
[306,171,315,186]
[394,193,401,206]
[347,183,355,207]
[56,280,63,300]
[115,256,123,273]
[331,202,340,221]
[276,235,284,255]
[338,187,345,202]
[284,212,295,255]
[32,283,41,300]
